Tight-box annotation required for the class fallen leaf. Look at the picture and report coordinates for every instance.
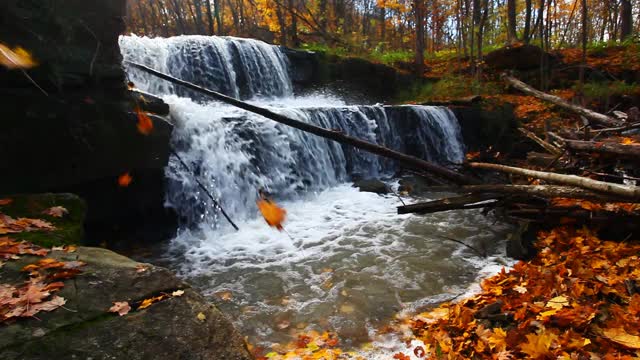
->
[172,290,185,297]
[545,296,569,310]
[276,320,290,329]
[215,290,233,301]
[138,294,167,310]
[0,43,38,69]
[109,301,131,316]
[392,353,410,360]
[257,198,286,231]
[118,173,132,187]
[42,206,68,218]
[135,107,153,135]
[603,327,640,349]
[135,264,148,273]
[519,331,558,358]
[197,312,206,321]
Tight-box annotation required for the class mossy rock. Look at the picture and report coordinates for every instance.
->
[0,193,86,247]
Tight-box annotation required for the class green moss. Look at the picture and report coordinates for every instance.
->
[0,193,86,247]
[396,75,502,103]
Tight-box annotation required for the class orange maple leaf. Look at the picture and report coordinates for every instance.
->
[118,173,132,187]
[257,199,286,231]
[135,107,153,135]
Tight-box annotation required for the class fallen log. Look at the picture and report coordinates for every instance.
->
[556,137,640,159]
[397,193,502,214]
[468,162,640,200]
[128,61,477,185]
[501,73,622,127]
[519,128,562,154]
[419,184,629,202]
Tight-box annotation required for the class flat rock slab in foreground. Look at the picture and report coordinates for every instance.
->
[0,247,252,360]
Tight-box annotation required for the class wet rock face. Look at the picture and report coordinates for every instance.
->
[0,247,253,360]
[282,48,416,102]
[0,1,177,246]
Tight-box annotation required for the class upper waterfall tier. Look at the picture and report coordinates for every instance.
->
[120,35,293,100]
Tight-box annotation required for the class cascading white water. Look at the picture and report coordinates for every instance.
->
[119,35,510,350]
[120,35,465,226]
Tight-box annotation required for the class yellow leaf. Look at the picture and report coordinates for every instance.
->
[197,312,206,321]
[0,43,38,69]
[545,296,569,310]
[257,198,286,231]
[519,331,557,358]
[603,327,640,349]
[172,290,185,297]
[488,327,508,352]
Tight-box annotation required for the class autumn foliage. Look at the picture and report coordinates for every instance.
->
[395,227,640,359]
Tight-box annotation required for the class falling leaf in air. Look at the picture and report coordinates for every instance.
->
[135,106,153,135]
[118,173,132,187]
[42,206,68,218]
[0,199,12,206]
[257,199,286,231]
[0,43,38,69]
[109,301,131,316]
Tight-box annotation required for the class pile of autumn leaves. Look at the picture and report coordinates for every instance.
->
[0,202,83,322]
[399,227,640,359]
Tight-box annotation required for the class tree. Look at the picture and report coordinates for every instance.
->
[620,0,632,40]
[414,0,425,77]
[507,0,517,43]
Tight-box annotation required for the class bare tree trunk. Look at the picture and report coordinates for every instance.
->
[502,74,622,127]
[507,0,517,43]
[205,0,215,35]
[276,1,287,45]
[414,0,426,77]
[476,0,489,79]
[213,0,223,34]
[191,0,206,34]
[524,0,533,43]
[620,0,633,40]
[289,0,299,46]
[469,162,640,199]
[170,0,188,34]
[378,5,386,42]
[578,0,587,105]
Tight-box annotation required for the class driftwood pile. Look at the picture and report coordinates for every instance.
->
[400,73,640,236]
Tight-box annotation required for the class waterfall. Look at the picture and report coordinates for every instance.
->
[119,35,292,99]
[119,35,465,228]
